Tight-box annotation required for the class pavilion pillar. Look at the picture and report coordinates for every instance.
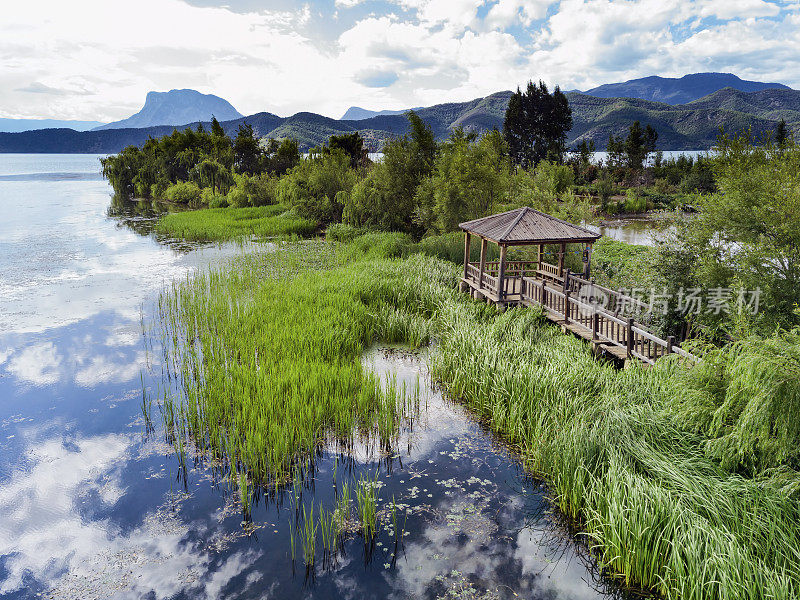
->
[497,244,508,303]
[461,232,471,291]
[583,243,593,279]
[537,243,543,272]
[558,242,566,277]
[478,238,488,290]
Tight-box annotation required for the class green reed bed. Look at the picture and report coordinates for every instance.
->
[154,241,453,495]
[155,205,317,242]
[429,298,800,600]
[152,230,800,599]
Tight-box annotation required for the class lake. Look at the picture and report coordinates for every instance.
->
[0,155,639,599]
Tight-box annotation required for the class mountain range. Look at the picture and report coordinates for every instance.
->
[341,106,424,120]
[0,118,105,133]
[0,73,796,153]
[577,72,790,105]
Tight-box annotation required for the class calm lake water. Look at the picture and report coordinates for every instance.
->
[0,154,640,599]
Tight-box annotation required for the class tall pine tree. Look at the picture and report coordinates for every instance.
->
[503,80,572,169]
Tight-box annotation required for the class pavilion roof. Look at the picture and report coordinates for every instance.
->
[459,207,601,245]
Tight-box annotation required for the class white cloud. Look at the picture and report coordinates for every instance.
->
[0,0,797,121]
[5,342,62,385]
[74,351,146,387]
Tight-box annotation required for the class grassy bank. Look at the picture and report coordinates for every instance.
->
[153,232,800,599]
[155,205,317,242]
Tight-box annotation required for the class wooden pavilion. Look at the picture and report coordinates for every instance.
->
[459,207,601,306]
[458,207,696,365]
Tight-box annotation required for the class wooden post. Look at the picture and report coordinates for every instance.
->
[497,244,508,302]
[478,238,487,290]
[593,309,599,341]
[564,289,571,324]
[584,243,593,279]
[667,335,675,354]
[558,242,565,278]
[562,268,571,293]
[462,232,471,281]
[626,317,634,358]
[540,279,547,308]
[537,243,543,272]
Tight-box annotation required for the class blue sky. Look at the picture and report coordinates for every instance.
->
[2,0,799,121]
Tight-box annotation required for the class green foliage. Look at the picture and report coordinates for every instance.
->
[263,137,301,176]
[325,223,367,243]
[163,181,202,206]
[504,80,572,168]
[190,159,233,195]
[658,133,800,332]
[418,231,498,264]
[233,123,264,175]
[201,187,227,208]
[343,114,436,234]
[623,188,647,213]
[532,160,574,196]
[670,334,800,474]
[327,132,368,168]
[277,149,356,224]
[155,205,316,242]
[226,186,249,208]
[415,128,510,233]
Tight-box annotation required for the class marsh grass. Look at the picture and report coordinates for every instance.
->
[155,205,317,242]
[430,297,800,599]
[153,240,454,494]
[355,471,379,541]
[149,231,800,598]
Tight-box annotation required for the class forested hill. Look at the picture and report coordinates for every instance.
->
[2,87,799,153]
[579,73,790,104]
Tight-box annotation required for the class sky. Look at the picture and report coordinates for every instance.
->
[1,0,799,122]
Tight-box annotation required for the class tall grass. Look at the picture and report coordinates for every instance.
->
[429,297,800,599]
[153,240,455,492]
[151,231,800,598]
[155,205,317,242]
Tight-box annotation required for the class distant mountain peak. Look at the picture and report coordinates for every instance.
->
[341,105,424,120]
[581,72,791,105]
[94,89,243,130]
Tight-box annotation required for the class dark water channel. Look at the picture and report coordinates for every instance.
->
[0,155,641,599]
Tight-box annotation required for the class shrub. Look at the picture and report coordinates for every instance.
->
[226,186,249,208]
[623,188,647,213]
[418,231,500,264]
[326,223,367,243]
[164,181,202,206]
[277,150,356,224]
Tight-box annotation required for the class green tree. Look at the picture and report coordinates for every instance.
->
[624,121,658,169]
[414,128,509,233]
[233,123,263,175]
[342,112,437,233]
[575,139,595,167]
[190,159,233,194]
[264,138,300,176]
[776,119,789,148]
[503,80,572,168]
[657,133,800,333]
[277,149,356,223]
[328,132,368,168]
[210,116,233,167]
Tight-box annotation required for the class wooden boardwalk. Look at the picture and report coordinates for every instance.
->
[462,261,696,366]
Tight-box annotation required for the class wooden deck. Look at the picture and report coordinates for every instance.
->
[462,261,696,366]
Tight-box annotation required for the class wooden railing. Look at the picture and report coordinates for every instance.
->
[537,261,563,283]
[464,262,696,365]
[521,276,696,364]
